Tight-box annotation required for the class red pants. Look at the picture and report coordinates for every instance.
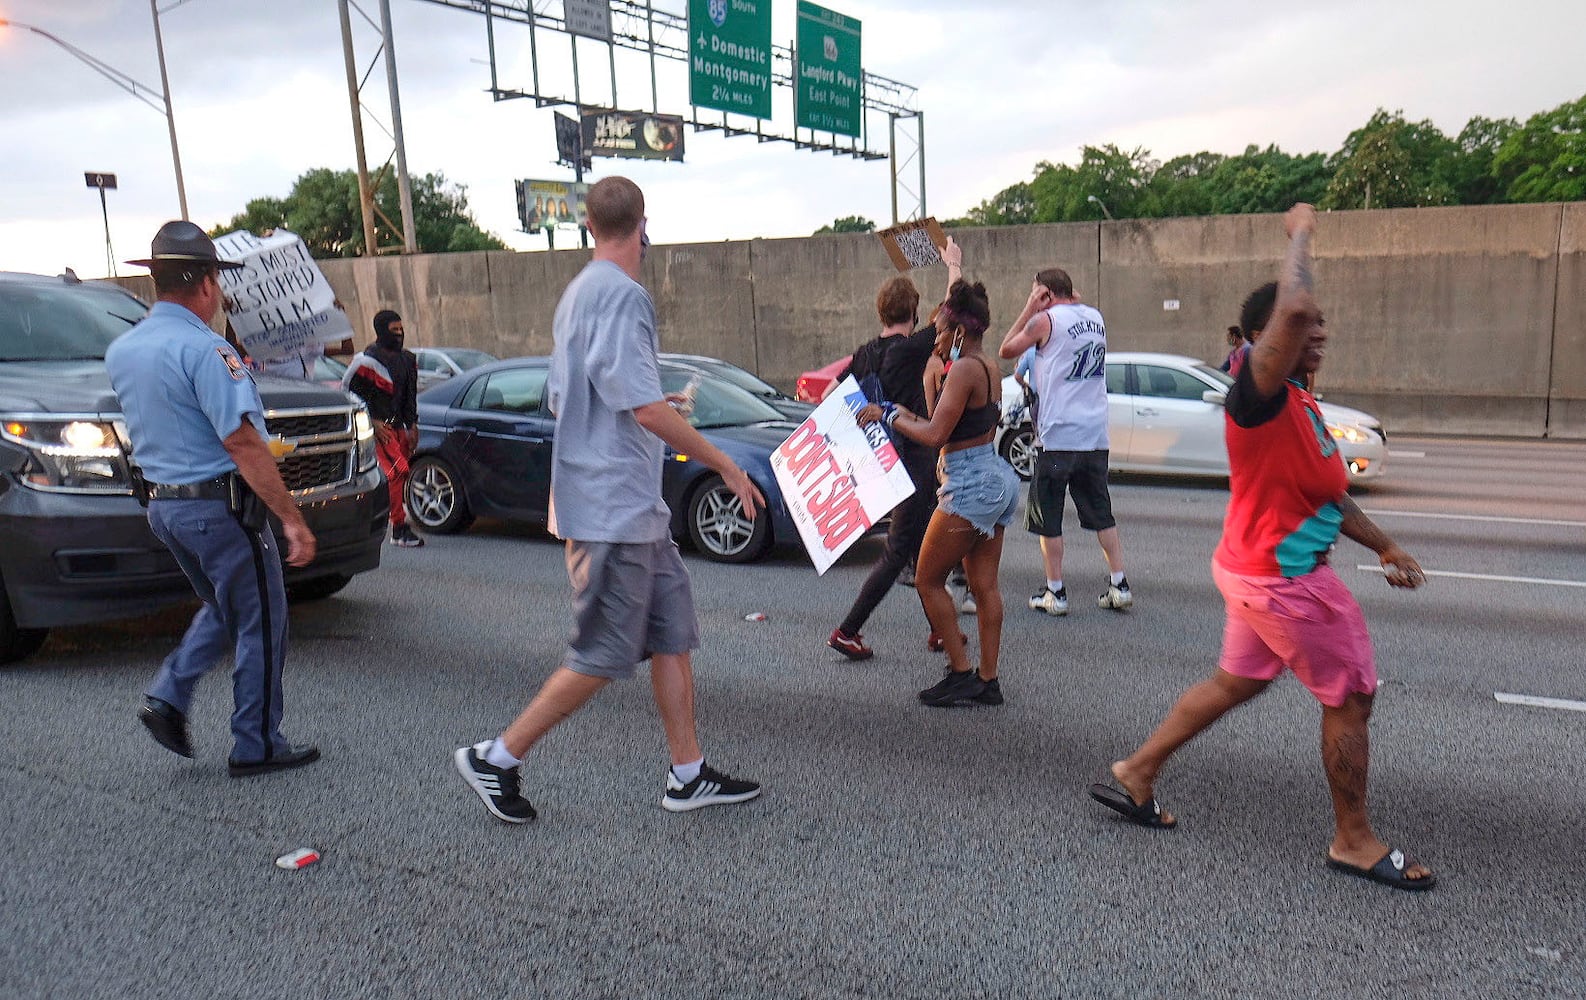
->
[378,431,412,527]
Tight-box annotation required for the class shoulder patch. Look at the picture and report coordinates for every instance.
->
[216,346,251,382]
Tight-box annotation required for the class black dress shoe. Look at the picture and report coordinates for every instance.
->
[138,697,193,758]
[228,743,321,778]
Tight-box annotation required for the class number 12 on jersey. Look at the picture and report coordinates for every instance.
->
[1066,343,1106,381]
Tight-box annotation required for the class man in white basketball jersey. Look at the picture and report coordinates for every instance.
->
[999,268,1131,616]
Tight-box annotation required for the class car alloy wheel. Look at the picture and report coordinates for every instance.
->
[686,475,771,563]
[405,457,473,534]
[1000,425,1039,481]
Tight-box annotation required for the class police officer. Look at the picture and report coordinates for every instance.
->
[107,221,321,777]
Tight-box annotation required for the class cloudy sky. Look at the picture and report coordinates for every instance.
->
[1,0,1581,278]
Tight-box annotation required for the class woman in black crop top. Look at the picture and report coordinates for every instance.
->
[858,279,1022,708]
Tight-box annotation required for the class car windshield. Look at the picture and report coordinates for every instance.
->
[444,348,497,371]
[660,366,784,429]
[0,280,147,361]
[1193,363,1235,388]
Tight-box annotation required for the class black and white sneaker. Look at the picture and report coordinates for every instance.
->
[453,741,536,823]
[1099,578,1133,611]
[662,763,761,812]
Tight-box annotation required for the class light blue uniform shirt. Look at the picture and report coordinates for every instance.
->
[105,301,268,484]
[545,260,671,543]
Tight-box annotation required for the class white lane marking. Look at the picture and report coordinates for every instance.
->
[1363,509,1586,529]
[1355,565,1586,588]
[1389,450,1426,458]
[1495,692,1586,713]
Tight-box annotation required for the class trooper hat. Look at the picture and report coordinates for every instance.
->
[126,220,244,270]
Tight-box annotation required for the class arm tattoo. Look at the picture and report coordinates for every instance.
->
[1282,230,1314,295]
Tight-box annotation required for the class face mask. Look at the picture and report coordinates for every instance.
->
[948,331,963,363]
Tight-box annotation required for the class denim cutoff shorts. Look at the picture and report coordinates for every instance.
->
[937,444,1021,537]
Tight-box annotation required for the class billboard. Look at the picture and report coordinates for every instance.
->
[688,0,772,119]
[580,109,686,161]
[794,2,862,138]
[515,179,589,232]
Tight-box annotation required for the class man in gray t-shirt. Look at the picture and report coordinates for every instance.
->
[453,177,766,822]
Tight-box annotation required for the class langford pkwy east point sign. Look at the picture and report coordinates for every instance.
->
[794,1,862,138]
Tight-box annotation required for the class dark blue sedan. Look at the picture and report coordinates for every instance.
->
[405,356,800,563]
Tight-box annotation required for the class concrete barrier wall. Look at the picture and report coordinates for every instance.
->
[111,202,1586,437]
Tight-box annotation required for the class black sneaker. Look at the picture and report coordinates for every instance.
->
[453,741,536,823]
[973,678,1004,706]
[918,668,987,707]
[662,763,761,812]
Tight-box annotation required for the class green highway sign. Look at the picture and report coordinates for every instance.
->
[689,0,773,120]
[795,1,862,138]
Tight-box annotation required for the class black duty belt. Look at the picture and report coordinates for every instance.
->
[147,475,233,501]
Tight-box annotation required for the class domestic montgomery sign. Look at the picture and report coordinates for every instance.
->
[688,0,772,119]
[794,1,861,138]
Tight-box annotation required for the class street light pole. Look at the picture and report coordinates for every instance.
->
[149,0,189,221]
[0,17,188,220]
[1086,194,1115,220]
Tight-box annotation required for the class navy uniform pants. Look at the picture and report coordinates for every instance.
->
[146,498,290,764]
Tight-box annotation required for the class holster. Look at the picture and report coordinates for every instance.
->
[228,474,269,532]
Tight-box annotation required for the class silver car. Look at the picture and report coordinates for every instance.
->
[996,352,1387,483]
[413,346,499,391]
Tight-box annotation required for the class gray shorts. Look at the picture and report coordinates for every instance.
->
[565,538,699,679]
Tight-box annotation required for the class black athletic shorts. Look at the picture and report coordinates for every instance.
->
[1025,449,1115,536]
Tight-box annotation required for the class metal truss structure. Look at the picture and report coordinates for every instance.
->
[413,0,927,223]
[338,0,419,254]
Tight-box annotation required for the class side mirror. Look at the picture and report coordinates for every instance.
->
[1202,390,1227,406]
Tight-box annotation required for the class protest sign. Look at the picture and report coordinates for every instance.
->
[771,376,915,575]
[211,230,353,363]
[878,217,947,272]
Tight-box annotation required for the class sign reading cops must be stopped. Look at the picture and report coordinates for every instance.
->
[212,230,354,364]
[795,2,861,138]
[689,0,772,119]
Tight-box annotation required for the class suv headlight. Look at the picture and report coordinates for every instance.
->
[1,418,134,493]
[354,407,377,473]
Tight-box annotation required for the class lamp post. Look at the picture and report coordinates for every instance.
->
[1086,194,1115,220]
[0,16,189,220]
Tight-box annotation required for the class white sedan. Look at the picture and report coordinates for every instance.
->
[996,352,1388,484]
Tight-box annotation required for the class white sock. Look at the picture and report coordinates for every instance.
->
[1111,571,1126,586]
[484,738,521,769]
[1047,579,1064,594]
[671,757,703,783]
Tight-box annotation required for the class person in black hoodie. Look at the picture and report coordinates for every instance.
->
[826,238,965,660]
[343,309,423,547]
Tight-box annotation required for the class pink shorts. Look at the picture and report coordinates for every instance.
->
[1212,561,1377,708]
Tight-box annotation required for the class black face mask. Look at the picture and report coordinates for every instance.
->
[376,329,404,351]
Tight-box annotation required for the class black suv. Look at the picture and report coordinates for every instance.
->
[0,271,388,663]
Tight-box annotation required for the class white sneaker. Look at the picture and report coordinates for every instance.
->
[1028,586,1068,616]
[1099,579,1133,611]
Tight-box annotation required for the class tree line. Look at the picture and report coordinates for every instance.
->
[951,93,1586,226]
[210,168,506,259]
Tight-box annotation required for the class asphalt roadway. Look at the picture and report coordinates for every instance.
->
[3,435,1582,999]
